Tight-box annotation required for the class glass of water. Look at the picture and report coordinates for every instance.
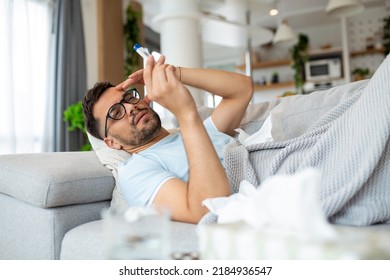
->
[102,206,171,260]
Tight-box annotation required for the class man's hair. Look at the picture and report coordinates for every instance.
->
[82,81,114,140]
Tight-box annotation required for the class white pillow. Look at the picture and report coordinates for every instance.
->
[268,80,368,141]
[87,133,130,211]
[238,79,368,141]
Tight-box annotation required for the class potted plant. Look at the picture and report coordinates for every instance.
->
[271,71,279,84]
[63,101,91,151]
[352,67,370,81]
[290,33,309,94]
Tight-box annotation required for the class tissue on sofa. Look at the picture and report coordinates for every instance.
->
[203,168,337,241]
[235,112,274,146]
[200,169,390,259]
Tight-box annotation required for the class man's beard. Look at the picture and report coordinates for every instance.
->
[113,108,162,147]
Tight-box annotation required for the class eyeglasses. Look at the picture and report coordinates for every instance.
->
[104,88,142,138]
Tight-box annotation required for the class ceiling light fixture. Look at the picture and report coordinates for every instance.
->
[269,8,279,16]
[326,0,364,17]
[272,19,296,44]
[269,0,279,16]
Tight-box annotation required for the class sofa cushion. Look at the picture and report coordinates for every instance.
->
[238,79,368,140]
[0,152,114,208]
[60,219,198,259]
[0,192,110,259]
[268,80,368,141]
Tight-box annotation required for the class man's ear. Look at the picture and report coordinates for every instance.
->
[104,137,122,150]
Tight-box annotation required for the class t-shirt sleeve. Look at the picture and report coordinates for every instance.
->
[118,154,174,207]
[203,116,232,161]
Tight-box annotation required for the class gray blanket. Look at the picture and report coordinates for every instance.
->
[222,55,390,227]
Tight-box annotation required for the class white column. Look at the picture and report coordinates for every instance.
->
[341,16,351,83]
[151,0,203,128]
[224,0,247,23]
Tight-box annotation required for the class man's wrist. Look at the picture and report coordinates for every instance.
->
[176,109,200,125]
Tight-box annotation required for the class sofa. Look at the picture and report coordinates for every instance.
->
[0,151,200,259]
[1,150,390,260]
[1,55,390,260]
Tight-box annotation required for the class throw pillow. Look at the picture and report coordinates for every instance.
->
[87,133,130,212]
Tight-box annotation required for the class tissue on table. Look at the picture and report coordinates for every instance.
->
[202,168,337,241]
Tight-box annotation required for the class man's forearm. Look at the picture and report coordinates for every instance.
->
[178,67,252,100]
[177,110,231,223]
[177,67,253,136]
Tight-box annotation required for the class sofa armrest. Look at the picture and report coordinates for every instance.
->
[0,152,114,208]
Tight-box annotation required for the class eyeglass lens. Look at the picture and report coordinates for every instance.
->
[108,89,141,120]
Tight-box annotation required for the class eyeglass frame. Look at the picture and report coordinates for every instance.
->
[104,88,142,138]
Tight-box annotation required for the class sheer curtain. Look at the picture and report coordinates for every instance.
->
[0,0,52,154]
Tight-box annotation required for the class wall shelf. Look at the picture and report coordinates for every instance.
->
[236,43,384,72]
[237,58,291,71]
[254,81,294,91]
[350,47,385,57]
[308,47,342,56]
[236,58,293,91]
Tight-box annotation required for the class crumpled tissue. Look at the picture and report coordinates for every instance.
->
[235,113,274,147]
[202,168,337,241]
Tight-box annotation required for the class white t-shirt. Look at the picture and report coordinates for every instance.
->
[118,117,232,207]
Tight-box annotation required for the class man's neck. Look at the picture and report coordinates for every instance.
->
[123,128,170,154]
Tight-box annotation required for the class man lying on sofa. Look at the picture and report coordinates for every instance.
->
[83,54,390,226]
[82,55,253,224]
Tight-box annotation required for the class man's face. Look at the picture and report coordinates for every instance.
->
[93,87,161,149]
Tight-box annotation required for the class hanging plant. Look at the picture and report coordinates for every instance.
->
[290,33,309,94]
[124,3,142,77]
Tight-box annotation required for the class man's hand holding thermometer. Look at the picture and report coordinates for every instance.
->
[115,43,162,92]
[115,43,181,96]
[133,43,161,62]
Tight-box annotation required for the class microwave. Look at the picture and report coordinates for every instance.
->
[305,57,342,81]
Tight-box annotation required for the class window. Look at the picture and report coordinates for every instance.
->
[0,0,52,154]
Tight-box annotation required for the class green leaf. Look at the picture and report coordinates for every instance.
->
[63,101,91,151]
[63,101,86,133]
[290,33,309,94]
[124,4,142,77]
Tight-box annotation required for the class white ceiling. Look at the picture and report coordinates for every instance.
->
[140,0,389,64]
[201,0,388,63]
[200,0,388,30]
[141,0,388,35]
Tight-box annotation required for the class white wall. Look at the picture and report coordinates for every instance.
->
[348,6,389,76]
[299,22,342,50]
